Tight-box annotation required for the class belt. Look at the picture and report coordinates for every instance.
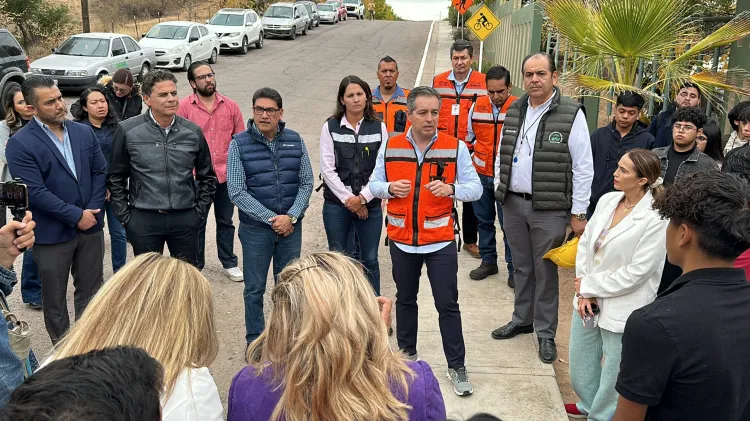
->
[509,191,532,200]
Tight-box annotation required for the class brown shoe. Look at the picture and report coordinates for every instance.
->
[462,243,481,259]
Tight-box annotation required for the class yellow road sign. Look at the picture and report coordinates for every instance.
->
[466,5,500,41]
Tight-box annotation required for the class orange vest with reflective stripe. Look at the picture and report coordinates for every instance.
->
[432,70,486,144]
[384,132,459,246]
[469,95,518,177]
[373,88,412,135]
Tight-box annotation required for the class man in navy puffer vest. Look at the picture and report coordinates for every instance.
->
[226,88,314,344]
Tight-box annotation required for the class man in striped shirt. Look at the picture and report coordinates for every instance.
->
[226,87,313,344]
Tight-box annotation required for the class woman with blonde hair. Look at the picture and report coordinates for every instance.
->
[565,149,668,420]
[228,252,446,421]
[46,252,223,421]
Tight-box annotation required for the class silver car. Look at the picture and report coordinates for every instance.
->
[28,33,156,91]
[317,3,339,24]
[262,3,310,40]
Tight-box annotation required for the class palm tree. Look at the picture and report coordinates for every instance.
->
[540,0,750,113]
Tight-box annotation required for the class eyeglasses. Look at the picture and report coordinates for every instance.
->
[673,123,697,133]
[112,85,131,94]
[253,107,280,116]
[194,73,215,82]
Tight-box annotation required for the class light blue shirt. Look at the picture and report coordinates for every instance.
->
[35,116,76,179]
[373,85,407,102]
[465,101,500,144]
[447,69,473,95]
[369,128,482,254]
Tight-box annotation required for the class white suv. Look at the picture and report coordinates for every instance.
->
[206,8,264,54]
[343,0,364,19]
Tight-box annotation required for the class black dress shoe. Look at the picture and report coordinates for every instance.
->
[538,338,557,364]
[491,321,534,340]
[507,273,515,288]
[470,261,499,280]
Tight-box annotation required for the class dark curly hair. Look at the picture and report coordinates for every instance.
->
[672,106,707,130]
[723,145,750,182]
[652,171,750,260]
[728,100,750,132]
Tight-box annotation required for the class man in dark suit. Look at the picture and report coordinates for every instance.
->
[6,76,107,344]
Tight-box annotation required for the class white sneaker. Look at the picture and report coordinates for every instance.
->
[225,267,244,282]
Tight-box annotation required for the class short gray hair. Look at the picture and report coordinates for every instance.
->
[406,86,442,113]
[450,39,473,58]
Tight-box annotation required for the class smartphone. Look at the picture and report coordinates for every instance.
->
[0,181,27,209]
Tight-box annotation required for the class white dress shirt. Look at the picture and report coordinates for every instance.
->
[493,89,594,214]
[162,367,224,421]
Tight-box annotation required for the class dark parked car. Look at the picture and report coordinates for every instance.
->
[0,29,28,116]
[296,1,320,28]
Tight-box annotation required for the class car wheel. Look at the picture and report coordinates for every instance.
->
[0,81,21,116]
[138,63,150,82]
[302,24,308,35]
[208,48,218,64]
[182,54,192,72]
[255,32,263,49]
[309,21,313,30]
[289,27,296,40]
[315,19,319,27]
[241,37,249,54]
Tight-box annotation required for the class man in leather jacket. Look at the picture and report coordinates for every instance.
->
[107,70,217,267]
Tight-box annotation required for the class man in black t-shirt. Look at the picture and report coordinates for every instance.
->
[612,172,750,421]
[652,106,717,292]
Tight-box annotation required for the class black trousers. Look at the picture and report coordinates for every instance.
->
[462,201,478,245]
[197,182,238,270]
[125,208,201,267]
[33,231,104,344]
[389,241,465,369]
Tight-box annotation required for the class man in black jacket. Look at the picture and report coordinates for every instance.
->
[107,70,217,267]
[588,91,654,216]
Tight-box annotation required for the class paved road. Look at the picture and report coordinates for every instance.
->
[12,18,432,407]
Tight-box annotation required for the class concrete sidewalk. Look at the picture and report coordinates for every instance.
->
[403,20,568,421]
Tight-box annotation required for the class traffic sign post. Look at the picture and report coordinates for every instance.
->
[466,5,500,71]
[452,0,474,15]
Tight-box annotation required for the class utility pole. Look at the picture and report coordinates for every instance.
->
[81,0,91,32]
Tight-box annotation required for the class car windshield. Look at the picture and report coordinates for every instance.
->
[318,4,333,10]
[264,6,293,18]
[209,13,244,26]
[344,0,357,4]
[146,25,189,40]
[326,1,341,6]
[55,37,109,57]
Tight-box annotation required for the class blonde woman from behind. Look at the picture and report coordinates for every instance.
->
[46,252,223,421]
[228,252,446,421]
[565,149,669,420]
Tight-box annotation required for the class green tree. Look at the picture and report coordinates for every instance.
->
[373,0,400,20]
[541,0,750,113]
[0,0,74,50]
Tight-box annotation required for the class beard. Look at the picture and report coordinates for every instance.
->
[197,83,216,97]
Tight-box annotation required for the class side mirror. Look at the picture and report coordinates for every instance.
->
[246,22,252,26]
[51,48,57,53]
[141,33,146,38]
[205,19,209,24]
[189,36,199,43]
[295,13,300,18]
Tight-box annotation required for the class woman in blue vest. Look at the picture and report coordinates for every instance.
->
[319,75,387,294]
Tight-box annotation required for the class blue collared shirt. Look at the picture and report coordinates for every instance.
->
[35,117,76,179]
[447,69,473,95]
[466,101,500,143]
[373,85,407,102]
[369,128,482,254]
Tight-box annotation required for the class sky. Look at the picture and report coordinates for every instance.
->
[387,0,452,21]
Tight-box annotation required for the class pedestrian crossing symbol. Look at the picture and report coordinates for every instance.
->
[466,5,500,41]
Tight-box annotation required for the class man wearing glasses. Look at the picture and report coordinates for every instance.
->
[108,69,218,267]
[648,82,702,149]
[226,87,313,345]
[653,105,717,292]
[178,63,245,281]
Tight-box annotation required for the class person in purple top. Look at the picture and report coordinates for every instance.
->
[227,251,447,421]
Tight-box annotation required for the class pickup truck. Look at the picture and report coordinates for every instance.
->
[343,0,365,19]
[28,32,156,91]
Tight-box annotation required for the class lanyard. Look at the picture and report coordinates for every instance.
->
[519,104,551,156]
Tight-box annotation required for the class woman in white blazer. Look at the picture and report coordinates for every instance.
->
[566,149,668,421]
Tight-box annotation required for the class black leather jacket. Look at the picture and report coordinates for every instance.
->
[107,112,217,226]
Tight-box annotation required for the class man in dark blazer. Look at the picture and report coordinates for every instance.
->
[6,76,107,344]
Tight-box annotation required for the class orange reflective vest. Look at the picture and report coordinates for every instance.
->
[432,70,486,145]
[373,87,412,135]
[469,95,518,177]
[384,132,459,246]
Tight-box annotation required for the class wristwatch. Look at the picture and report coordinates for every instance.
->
[449,183,456,195]
[289,216,298,224]
[572,213,587,221]
[359,194,367,205]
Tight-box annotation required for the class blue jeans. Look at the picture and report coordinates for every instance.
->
[21,250,41,305]
[322,201,382,295]
[474,174,514,273]
[239,222,302,343]
[105,201,127,273]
